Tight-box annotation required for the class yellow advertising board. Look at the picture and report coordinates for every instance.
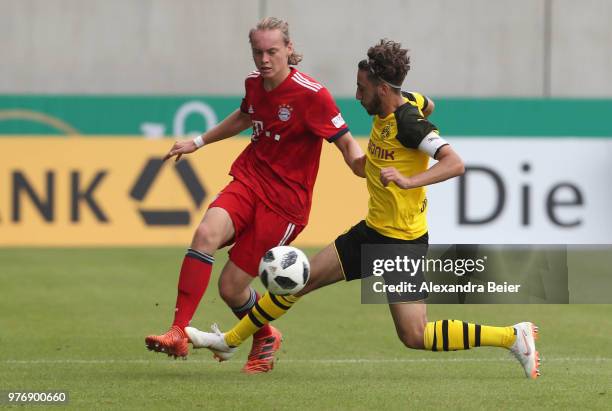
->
[0,137,369,246]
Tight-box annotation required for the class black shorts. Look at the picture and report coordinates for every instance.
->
[334,220,429,281]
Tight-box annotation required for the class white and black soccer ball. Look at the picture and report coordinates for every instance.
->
[259,246,310,295]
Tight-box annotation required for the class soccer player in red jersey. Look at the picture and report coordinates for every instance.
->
[144,17,365,373]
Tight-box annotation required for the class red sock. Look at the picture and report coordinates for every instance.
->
[232,289,272,338]
[172,249,214,329]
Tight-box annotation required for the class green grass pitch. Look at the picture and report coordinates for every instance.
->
[1,248,611,410]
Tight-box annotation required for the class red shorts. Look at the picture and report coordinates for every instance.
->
[209,179,304,277]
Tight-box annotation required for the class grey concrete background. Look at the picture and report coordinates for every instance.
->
[1,0,610,96]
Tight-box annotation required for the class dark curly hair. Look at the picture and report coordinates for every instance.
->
[358,39,410,89]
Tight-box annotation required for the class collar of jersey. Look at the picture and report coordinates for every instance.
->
[261,67,297,94]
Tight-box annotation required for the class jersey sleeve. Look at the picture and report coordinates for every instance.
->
[305,88,349,143]
[396,105,448,158]
[402,91,429,112]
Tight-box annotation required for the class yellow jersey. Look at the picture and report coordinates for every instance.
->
[365,92,439,240]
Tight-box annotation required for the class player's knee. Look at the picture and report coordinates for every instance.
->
[218,285,232,304]
[218,278,240,305]
[398,326,425,349]
[192,222,224,251]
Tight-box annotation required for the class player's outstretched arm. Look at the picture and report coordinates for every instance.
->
[380,145,464,189]
[333,132,366,178]
[163,109,252,162]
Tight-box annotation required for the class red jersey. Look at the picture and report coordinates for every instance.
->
[230,67,349,225]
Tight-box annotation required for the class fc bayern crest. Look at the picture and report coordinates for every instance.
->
[278,104,293,122]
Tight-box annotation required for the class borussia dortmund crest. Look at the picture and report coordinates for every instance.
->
[381,123,392,139]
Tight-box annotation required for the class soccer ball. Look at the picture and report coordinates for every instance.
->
[259,246,310,295]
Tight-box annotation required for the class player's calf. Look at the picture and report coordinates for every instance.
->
[389,302,427,349]
[397,328,425,349]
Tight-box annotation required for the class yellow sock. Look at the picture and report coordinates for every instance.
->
[423,320,516,351]
[224,292,299,347]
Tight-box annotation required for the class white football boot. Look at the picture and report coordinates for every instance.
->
[510,322,540,379]
[185,324,237,362]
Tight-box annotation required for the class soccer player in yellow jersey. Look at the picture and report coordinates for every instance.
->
[187,40,541,378]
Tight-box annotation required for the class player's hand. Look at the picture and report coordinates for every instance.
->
[380,167,412,189]
[163,140,198,162]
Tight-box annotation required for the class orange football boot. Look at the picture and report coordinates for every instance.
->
[242,326,283,374]
[145,325,189,359]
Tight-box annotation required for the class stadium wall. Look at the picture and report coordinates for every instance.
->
[1,0,611,97]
